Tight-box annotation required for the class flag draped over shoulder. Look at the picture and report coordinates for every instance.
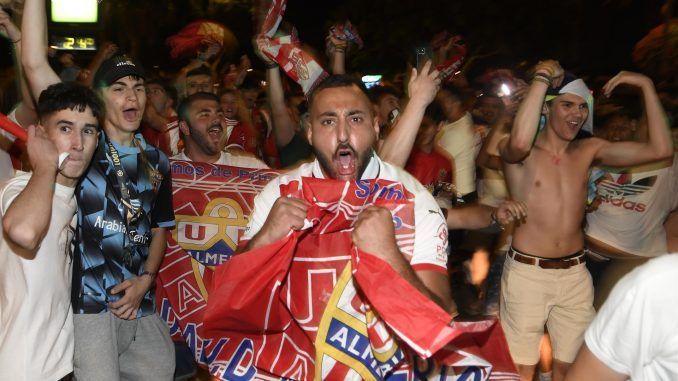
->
[155,160,280,366]
[201,176,519,380]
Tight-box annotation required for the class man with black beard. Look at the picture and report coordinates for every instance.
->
[242,75,454,313]
[173,92,267,169]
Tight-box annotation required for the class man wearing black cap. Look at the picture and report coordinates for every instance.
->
[69,54,175,380]
[498,60,672,381]
[20,0,175,378]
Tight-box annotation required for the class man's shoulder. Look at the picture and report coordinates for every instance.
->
[2,171,31,188]
[266,161,311,186]
[222,150,269,169]
[0,172,30,205]
[622,254,678,292]
[378,160,432,198]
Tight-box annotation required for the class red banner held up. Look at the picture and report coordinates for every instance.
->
[156,160,280,367]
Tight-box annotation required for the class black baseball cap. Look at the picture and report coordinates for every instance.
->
[93,55,146,88]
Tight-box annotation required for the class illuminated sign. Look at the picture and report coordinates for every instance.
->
[51,36,97,51]
[51,0,98,23]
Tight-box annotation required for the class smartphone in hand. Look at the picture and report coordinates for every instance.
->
[415,46,433,71]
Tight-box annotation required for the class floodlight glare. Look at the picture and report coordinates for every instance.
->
[362,75,382,83]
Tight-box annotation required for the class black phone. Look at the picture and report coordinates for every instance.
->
[415,46,432,71]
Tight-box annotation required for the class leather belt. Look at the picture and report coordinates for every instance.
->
[508,247,585,270]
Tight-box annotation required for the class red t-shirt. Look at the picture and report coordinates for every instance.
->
[140,116,180,157]
[405,148,453,193]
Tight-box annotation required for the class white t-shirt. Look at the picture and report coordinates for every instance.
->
[435,113,481,196]
[242,155,448,273]
[0,172,76,380]
[586,155,678,257]
[172,150,269,169]
[0,150,14,184]
[585,253,678,380]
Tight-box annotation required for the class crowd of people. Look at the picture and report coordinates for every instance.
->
[0,1,677,380]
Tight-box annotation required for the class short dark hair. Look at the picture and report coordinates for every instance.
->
[186,65,213,79]
[177,92,220,121]
[37,82,103,123]
[367,84,401,105]
[307,74,369,111]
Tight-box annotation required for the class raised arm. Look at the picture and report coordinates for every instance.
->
[593,72,673,166]
[173,59,206,96]
[378,60,440,167]
[265,66,298,147]
[81,42,118,88]
[254,37,298,148]
[326,35,347,75]
[478,81,528,170]
[20,0,61,99]
[500,60,564,163]
[477,118,509,170]
[0,8,38,127]
[1,125,59,257]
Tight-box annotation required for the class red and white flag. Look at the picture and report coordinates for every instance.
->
[255,0,328,95]
[201,176,519,380]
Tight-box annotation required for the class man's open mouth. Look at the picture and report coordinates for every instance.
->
[335,146,356,176]
[208,123,223,139]
[123,108,139,122]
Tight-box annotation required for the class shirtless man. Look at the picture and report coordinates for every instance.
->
[498,60,672,381]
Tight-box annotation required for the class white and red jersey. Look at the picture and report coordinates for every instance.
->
[243,154,448,274]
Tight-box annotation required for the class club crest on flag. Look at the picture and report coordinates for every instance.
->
[173,197,247,267]
[157,160,281,367]
[315,264,405,380]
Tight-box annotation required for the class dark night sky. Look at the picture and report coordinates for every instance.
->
[292,0,669,79]
[1,0,671,81]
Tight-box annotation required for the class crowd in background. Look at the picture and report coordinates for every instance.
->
[0,1,677,380]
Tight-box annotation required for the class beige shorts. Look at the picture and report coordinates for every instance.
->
[500,254,595,365]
